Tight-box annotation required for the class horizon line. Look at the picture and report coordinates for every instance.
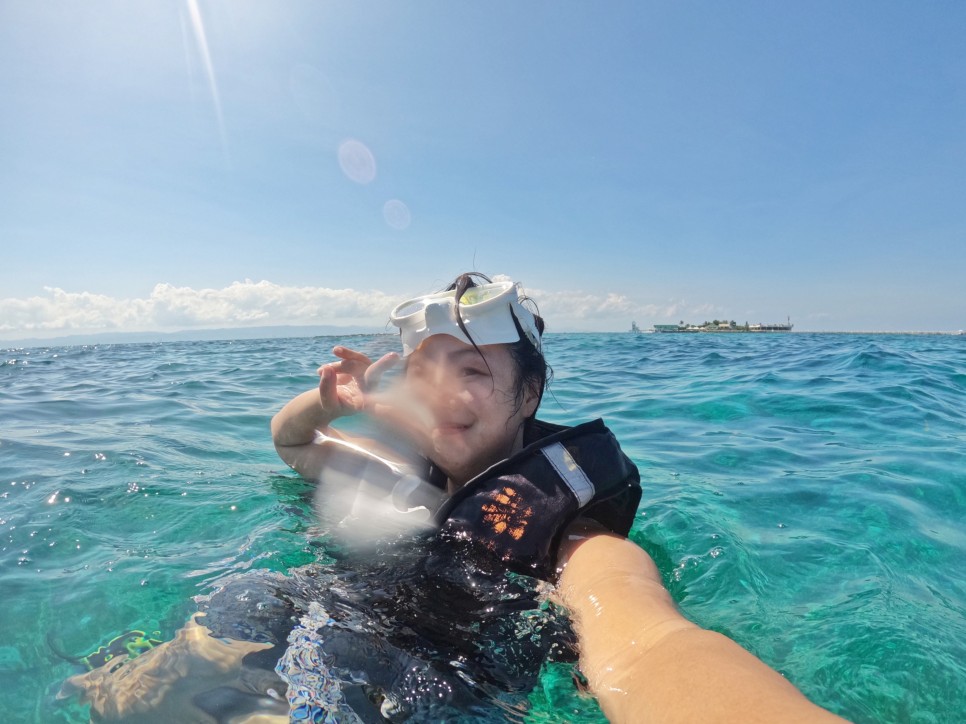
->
[3,325,964,350]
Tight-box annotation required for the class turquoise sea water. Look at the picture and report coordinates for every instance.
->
[2,332,965,722]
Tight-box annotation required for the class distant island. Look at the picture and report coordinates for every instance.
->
[633,318,794,333]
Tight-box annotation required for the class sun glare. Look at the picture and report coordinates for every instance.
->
[184,0,228,161]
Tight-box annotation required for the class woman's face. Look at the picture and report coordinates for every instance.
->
[404,334,538,488]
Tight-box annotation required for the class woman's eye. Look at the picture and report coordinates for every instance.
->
[462,367,486,377]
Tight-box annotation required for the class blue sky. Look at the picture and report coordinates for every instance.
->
[2,0,964,339]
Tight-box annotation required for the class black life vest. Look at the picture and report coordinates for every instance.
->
[431,418,641,581]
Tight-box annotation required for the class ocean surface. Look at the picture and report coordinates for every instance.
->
[2,332,964,722]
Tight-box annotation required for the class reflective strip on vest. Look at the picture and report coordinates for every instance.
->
[540,442,595,507]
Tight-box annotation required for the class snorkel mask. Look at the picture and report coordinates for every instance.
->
[390,280,541,357]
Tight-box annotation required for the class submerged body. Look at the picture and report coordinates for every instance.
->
[64,525,581,722]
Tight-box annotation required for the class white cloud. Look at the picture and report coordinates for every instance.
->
[0,281,401,337]
[0,279,715,338]
[639,301,688,321]
[534,289,634,322]
[526,285,711,330]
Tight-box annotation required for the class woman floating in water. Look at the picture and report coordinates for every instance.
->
[273,272,641,582]
[271,272,846,723]
[66,272,846,722]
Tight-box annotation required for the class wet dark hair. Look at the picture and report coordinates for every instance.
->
[446,273,551,419]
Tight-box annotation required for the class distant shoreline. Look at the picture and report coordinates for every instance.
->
[0,324,390,350]
[790,330,964,336]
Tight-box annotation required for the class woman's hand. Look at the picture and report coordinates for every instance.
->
[272,346,414,480]
[320,346,438,458]
[271,346,399,451]
[317,346,400,419]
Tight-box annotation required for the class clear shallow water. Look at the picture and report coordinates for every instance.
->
[2,333,964,722]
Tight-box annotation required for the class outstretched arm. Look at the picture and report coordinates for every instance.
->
[556,529,848,724]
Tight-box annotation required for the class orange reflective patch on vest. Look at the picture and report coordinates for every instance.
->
[480,486,534,541]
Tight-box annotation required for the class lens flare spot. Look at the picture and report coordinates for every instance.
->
[338,139,376,184]
[383,199,412,230]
